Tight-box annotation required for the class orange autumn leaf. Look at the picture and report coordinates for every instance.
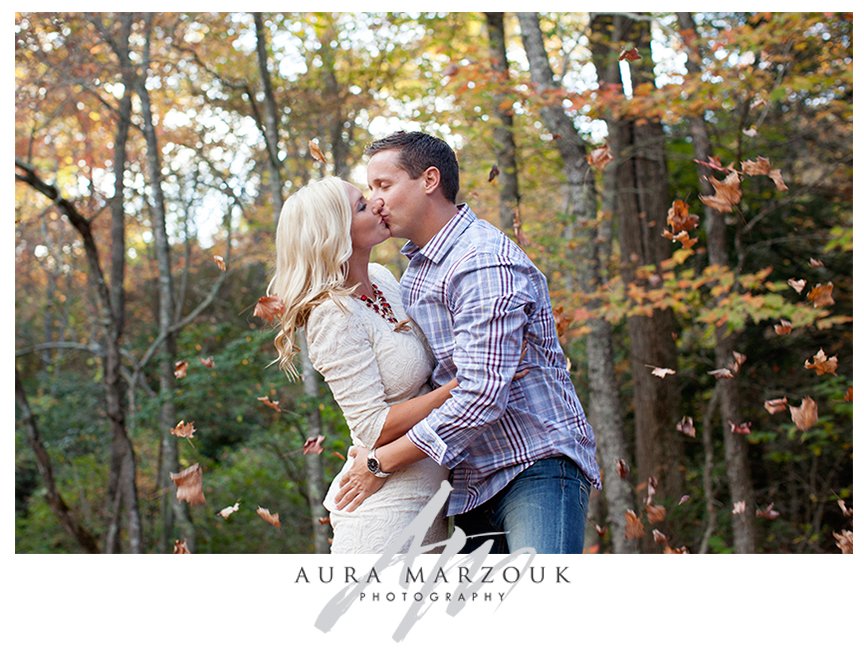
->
[787,278,807,294]
[303,435,325,455]
[170,463,206,505]
[200,356,215,368]
[807,282,835,307]
[253,295,287,322]
[804,349,838,376]
[257,506,281,528]
[741,156,772,176]
[699,172,742,213]
[174,360,188,379]
[619,47,640,62]
[587,145,614,171]
[624,510,645,539]
[217,501,240,519]
[488,165,500,183]
[646,504,667,524]
[616,458,630,480]
[332,450,346,461]
[594,523,608,537]
[663,229,699,249]
[257,396,281,412]
[676,415,696,438]
[843,386,852,402]
[756,503,780,520]
[308,140,326,164]
[790,396,818,431]
[213,255,226,271]
[664,545,689,554]
[768,169,788,191]
[666,200,699,234]
[652,529,669,546]
[318,516,331,526]
[729,420,752,435]
[763,397,788,414]
[171,420,196,439]
[173,539,190,554]
[774,319,793,335]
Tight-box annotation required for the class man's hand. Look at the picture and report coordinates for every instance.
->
[334,447,387,512]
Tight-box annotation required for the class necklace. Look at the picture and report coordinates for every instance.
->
[357,283,399,325]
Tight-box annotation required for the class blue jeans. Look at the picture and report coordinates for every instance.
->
[454,456,592,554]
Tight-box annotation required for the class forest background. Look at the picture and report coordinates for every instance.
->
[13,11,853,555]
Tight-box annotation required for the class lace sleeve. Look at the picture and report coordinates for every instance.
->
[305,300,389,448]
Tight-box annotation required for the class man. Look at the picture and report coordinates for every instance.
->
[335,131,601,553]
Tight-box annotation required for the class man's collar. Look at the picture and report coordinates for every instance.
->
[400,204,475,263]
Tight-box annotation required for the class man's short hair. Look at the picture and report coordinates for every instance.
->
[365,131,460,203]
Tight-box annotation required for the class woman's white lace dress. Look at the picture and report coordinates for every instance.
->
[305,263,449,553]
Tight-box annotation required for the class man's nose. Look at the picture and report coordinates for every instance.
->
[371,197,385,214]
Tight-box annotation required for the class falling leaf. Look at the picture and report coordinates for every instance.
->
[171,420,196,439]
[763,397,788,414]
[442,63,459,77]
[732,500,746,515]
[217,502,240,519]
[699,172,742,213]
[624,510,645,539]
[663,230,699,249]
[664,545,689,554]
[666,200,699,233]
[256,506,281,528]
[332,450,346,461]
[729,420,752,435]
[173,539,190,554]
[741,156,772,176]
[731,351,747,372]
[809,258,824,268]
[587,145,614,171]
[677,495,690,506]
[742,127,758,137]
[807,282,835,307]
[318,516,331,526]
[652,529,669,546]
[253,295,287,322]
[594,523,607,537]
[394,319,413,333]
[837,500,852,518]
[708,368,735,379]
[774,320,793,335]
[647,365,676,378]
[676,416,696,438]
[488,165,500,183]
[790,396,818,431]
[804,349,838,376]
[843,386,852,402]
[833,530,852,554]
[213,255,226,271]
[694,156,732,173]
[787,278,807,294]
[646,476,658,504]
[768,169,788,191]
[174,360,188,379]
[257,396,281,412]
[619,47,640,62]
[308,140,326,164]
[646,504,667,524]
[616,458,630,480]
[756,503,780,520]
[170,464,206,505]
[303,435,325,455]
[200,356,215,368]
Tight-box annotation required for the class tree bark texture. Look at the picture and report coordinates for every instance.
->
[254,12,285,225]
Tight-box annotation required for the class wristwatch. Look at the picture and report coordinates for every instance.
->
[367,448,392,478]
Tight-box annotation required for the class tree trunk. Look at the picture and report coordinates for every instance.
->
[299,336,330,554]
[484,12,521,232]
[589,14,684,514]
[253,12,284,225]
[677,11,756,553]
[518,12,637,553]
[136,15,195,553]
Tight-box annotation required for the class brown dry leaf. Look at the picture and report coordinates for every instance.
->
[256,506,281,528]
[768,169,788,191]
[173,539,190,554]
[318,516,331,526]
[763,397,788,414]
[647,365,676,379]
[442,63,459,77]
[394,319,413,333]
[741,156,772,176]
[807,282,835,308]
[594,523,608,537]
[253,295,287,322]
[308,140,326,164]
[332,450,346,461]
[663,229,699,249]
[833,530,852,554]
[732,500,746,515]
[666,200,700,234]
[217,501,240,519]
[170,463,206,505]
[616,458,630,480]
[174,360,188,379]
[652,529,669,546]
[587,145,614,171]
[171,420,196,439]
[303,435,325,455]
[756,503,780,520]
[708,368,735,379]
[729,420,752,435]
[664,545,689,554]
[843,386,852,402]
[742,127,758,138]
[646,504,667,524]
[677,495,690,506]
[200,356,215,368]
[624,510,645,539]
[676,415,696,438]
[646,476,658,504]
[488,165,500,183]
[213,255,226,271]
[804,348,838,376]
[694,156,733,173]
[774,320,793,335]
[809,258,824,268]
[787,278,807,294]
[837,499,852,518]
[699,172,742,213]
[257,396,281,412]
[790,396,818,431]
[619,47,640,62]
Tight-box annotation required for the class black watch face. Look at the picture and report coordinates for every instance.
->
[367,456,380,473]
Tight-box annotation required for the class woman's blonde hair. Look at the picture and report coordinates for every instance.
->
[267,177,354,379]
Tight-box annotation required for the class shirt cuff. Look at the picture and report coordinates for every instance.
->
[406,419,469,469]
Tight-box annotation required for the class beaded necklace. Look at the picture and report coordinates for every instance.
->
[356,283,398,325]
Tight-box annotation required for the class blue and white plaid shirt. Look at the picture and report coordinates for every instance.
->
[401,204,602,516]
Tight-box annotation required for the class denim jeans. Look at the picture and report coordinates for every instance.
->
[454,456,592,554]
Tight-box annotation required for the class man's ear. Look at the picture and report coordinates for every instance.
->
[422,166,441,195]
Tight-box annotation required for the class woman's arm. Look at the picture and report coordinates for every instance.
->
[376,378,458,446]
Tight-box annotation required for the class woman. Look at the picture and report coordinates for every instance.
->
[267,176,452,553]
